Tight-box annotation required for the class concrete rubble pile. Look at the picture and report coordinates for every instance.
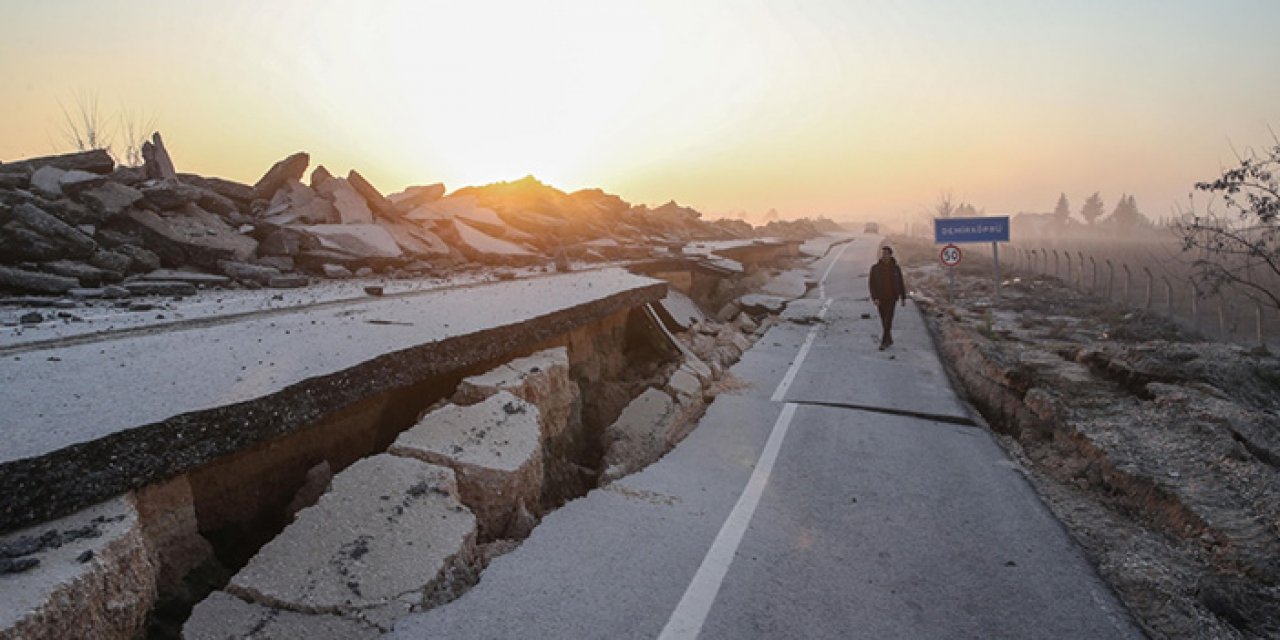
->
[1,138,840,308]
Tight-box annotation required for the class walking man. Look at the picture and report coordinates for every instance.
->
[869,245,907,350]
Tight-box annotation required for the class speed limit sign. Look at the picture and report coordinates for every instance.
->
[940,244,962,267]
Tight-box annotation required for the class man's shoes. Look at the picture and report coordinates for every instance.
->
[878,342,887,351]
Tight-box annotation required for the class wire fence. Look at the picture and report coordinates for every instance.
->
[963,237,1278,351]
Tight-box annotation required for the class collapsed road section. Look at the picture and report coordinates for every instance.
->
[0,268,664,534]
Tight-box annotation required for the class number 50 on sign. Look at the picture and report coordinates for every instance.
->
[940,244,962,267]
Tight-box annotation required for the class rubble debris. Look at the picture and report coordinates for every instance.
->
[0,266,79,294]
[390,392,544,539]
[0,498,154,640]
[222,455,476,628]
[0,149,115,176]
[252,151,310,200]
[140,132,178,181]
[601,388,678,481]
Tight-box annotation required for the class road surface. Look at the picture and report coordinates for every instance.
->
[390,236,1141,639]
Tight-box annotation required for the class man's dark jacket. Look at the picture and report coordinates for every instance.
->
[869,258,906,304]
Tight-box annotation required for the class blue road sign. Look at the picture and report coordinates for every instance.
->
[934,216,1010,244]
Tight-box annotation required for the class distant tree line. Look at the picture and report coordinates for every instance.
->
[1048,192,1149,231]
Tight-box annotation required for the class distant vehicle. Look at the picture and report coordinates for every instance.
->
[863,222,879,234]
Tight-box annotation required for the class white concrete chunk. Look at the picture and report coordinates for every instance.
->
[227,455,476,617]
[318,177,375,225]
[300,224,403,259]
[184,591,379,640]
[0,497,155,640]
[667,366,703,401]
[454,347,575,439]
[390,392,543,538]
[602,388,677,481]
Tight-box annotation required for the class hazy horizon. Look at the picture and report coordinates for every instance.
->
[2,1,1278,222]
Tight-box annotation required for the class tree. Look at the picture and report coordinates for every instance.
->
[1052,193,1071,223]
[954,202,981,217]
[934,190,956,219]
[1081,192,1104,225]
[1178,138,1280,313]
[1107,194,1147,231]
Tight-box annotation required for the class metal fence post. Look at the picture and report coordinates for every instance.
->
[1190,284,1199,329]
[1065,252,1073,286]
[1257,302,1265,348]
[1076,251,1086,289]
[1163,276,1173,315]
[1053,250,1060,278]
[1123,264,1132,305]
[1105,260,1114,300]
[1144,267,1153,309]
[1090,256,1098,292]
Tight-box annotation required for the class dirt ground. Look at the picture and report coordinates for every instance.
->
[888,235,1280,639]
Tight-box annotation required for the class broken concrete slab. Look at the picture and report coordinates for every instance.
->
[737,293,788,317]
[184,591,380,640]
[226,454,476,623]
[667,366,703,402]
[0,149,115,176]
[317,177,374,224]
[218,260,282,286]
[39,260,121,287]
[346,170,398,219]
[601,388,678,481]
[268,274,309,289]
[10,203,97,258]
[134,269,232,287]
[781,298,825,324]
[121,280,199,296]
[390,392,543,539]
[57,170,109,199]
[655,289,706,332]
[299,224,403,260]
[388,184,445,212]
[88,248,132,274]
[378,218,451,258]
[122,206,257,268]
[178,174,255,207]
[29,166,66,198]
[453,347,576,440]
[0,497,155,640]
[78,181,144,218]
[140,132,178,181]
[0,266,79,294]
[253,152,310,200]
[266,179,337,225]
[449,220,539,265]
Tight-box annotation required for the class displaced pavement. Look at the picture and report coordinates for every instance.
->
[390,236,1141,639]
[0,268,663,532]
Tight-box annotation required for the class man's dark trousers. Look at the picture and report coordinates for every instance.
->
[877,299,896,345]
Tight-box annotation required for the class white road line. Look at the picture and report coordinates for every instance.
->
[769,299,828,402]
[658,240,852,639]
[657,402,799,640]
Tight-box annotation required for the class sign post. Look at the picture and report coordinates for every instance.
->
[940,243,961,302]
[934,216,1010,301]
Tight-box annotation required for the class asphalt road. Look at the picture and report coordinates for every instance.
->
[389,236,1141,639]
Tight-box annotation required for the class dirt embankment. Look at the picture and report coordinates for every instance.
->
[892,236,1280,639]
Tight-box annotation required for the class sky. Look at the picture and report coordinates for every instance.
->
[2,0,1278,222]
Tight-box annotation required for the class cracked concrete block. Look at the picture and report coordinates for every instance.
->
[453,347,577,440]
[0,497,156,640]
[184,591,379,640]
[667,366,703,402]
[225,455,476,623]
[390,392,543,539]
[130,475,212,596]
[601,388,677,481]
